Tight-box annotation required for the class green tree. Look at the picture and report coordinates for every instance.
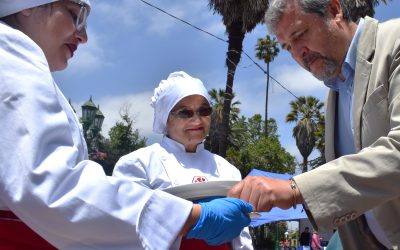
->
[255,35,280,136]
[286,96,324,173]
[344,0,390,21]
[219,113,279,154]
[243,114,278,145]
[249,212,288,248]
[205,88,241,153]
[224,113,295,246]
[309,114,326,169]
[227,116,295,177]
[207,0,269,157]
[101,105,147,175]
[314,114,325,157]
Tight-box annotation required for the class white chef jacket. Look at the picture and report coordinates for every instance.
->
[0,21,193,250]
[113,136,254,250]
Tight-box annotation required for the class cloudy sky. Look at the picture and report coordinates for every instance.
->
[54,0,400,166]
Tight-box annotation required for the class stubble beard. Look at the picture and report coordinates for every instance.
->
[310,57,338,82]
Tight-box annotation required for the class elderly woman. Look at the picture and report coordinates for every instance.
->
[113,71,253,250]
[0,1,252,249]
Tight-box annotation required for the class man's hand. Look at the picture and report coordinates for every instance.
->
[228,176,303,212]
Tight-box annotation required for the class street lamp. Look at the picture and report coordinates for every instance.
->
[81,97,105,153]
[92,105,105,134]
[81,96,97,137]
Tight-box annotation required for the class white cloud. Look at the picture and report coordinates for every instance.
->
[94,0,140,27]
[92,0,225,40]
[273,64,325,94]
[99,92,154,138]
[67,30,106,72]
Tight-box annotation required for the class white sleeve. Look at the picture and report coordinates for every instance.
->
[113,149,153,188]
[0,22,192,250]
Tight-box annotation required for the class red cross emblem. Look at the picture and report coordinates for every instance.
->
[192,176,208,183]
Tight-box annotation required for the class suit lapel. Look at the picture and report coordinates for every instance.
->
[352,17,378,151]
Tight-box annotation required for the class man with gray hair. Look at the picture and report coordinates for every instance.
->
[0,0,253,248]
[229,0,400,249]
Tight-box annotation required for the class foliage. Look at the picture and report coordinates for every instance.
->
[232,114,279,146]
[208,0,269,30]
[286,96,324,173]
[344,0,390,21]
[250,221,288,249]
[255,35,280,65]
[227,116,295,177]
[227,136,296,177]
[205,88,241,153]
[309,114,326,169]
[96,105,147,175]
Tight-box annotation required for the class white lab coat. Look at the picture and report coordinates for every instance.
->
[0,21,193,250]
[113,136,254,250]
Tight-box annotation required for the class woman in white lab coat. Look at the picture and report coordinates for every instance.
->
[0,1,253,249]
[113,71,254,250]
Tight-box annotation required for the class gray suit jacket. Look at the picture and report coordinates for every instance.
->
[294,17,400,249]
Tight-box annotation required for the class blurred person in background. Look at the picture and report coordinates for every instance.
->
[299,227,311,247]
[311,230,323,250]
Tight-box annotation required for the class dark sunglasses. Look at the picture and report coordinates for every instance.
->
[170,106,213,119]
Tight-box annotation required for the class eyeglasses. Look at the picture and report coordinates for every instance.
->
[69,0,89,31]
[170,106,213,119]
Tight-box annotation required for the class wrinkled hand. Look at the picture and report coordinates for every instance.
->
[187,197,253,246]
[228,176,296,212]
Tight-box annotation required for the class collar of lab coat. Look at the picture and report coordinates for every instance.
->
[161,136,205,154]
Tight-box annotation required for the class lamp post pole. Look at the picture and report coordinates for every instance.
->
[275,223,279,250]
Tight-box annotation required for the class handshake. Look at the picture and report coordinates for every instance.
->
[187,176,302,246]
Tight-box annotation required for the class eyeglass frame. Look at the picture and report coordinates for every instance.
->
[68,0,89,31]
[169,106,213,119]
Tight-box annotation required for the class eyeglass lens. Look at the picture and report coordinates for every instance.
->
[75,5,88,31]
[171,107,212,119]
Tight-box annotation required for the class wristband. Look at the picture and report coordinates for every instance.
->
[289,178,297,209]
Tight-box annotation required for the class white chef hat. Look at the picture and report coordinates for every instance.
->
[151,71,211,135]
[0,0,91,18]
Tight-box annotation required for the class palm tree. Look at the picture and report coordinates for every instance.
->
[286,96,324,173]
[309,114,326,169]
[345,0,390,21]
[208,0,269,157]
[206,88,241,153]
[255,35,280,136]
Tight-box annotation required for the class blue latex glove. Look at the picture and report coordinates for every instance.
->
[187,197,253,246]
